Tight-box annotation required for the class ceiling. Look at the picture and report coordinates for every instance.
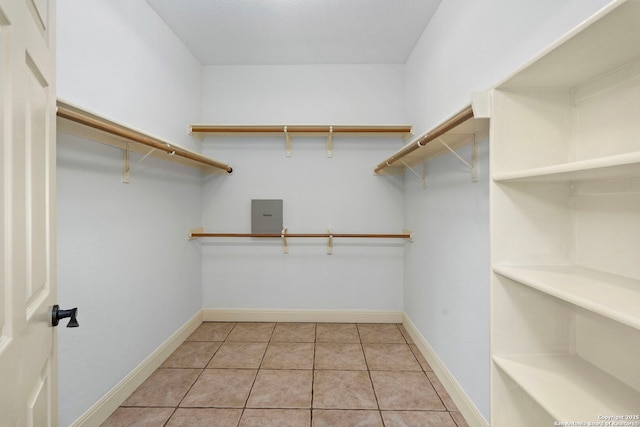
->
[145,0,441,65]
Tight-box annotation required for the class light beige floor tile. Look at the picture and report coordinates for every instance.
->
[165,408,243,427]
[409,344,433,371]
[207,341,268,369]
[427,371,458,411]
[370,371,445,411]
[261,342,314,369]
[315,323,360,343]
[312,370,377,410]
[227,323,275,342]
[381,410,457,427]
[362,343,421,371]
[180,369,257,408]
[239,409,310,427]
[122,369,201,407]
[101,407,174,427]
[108,322,469,427]
[271,323,316,342]
[161,341,221,368]
[314,343,367,370]
[187,322,235,341]
[357,324,405,343]
[246,370,313,409]
[312,409,383,427]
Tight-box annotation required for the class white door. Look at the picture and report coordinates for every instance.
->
[0,0,58,425]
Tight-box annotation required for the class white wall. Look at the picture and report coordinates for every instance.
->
[403,0,614,422]
[56,0,202,151]
[200,65,407,311]
[56,1,205,425]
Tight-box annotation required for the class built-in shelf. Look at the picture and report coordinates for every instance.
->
[57,100,233,175]
[493,265,640,330]
[493,354,640,421]
[490,1,640,424]
[493,151,640,182]
[190,123,414,158]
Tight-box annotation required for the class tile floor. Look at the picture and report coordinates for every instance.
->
[102,322,470,427]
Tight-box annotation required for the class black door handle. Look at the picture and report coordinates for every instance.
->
[52,305,79,327]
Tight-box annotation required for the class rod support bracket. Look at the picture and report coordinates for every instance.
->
[400,159,427,189]
[123,144,130,184]
[402,229,414,242]
[284,126,292,158]
[188,227,204,240]
[282,228,289,254]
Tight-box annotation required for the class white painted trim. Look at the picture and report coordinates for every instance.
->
[202,308,403,324]
[70,311,203,427]
[402,313,489,427]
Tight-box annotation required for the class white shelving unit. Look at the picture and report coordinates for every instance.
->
[490,1,640,425]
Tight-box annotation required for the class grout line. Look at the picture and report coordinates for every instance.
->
[111,321,471,426]
[356,323,389,427]
[310,322,316,427]
[161,407,178,427]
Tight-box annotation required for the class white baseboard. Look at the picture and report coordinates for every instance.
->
[202,308,404,323]
[71,309,485,427]
[402,313,489,427]
[70,311,203,427]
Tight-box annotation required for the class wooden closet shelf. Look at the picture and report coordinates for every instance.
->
[189,123,413,158]
[374,105,488,175]
[57,100,233,174]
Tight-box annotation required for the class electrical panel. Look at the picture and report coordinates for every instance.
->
[251,199,283,234]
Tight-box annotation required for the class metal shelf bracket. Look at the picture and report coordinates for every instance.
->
[123,144,157,184]
[400,159,427,189]
[436,136,478,182]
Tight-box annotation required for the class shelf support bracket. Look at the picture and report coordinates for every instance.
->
[123,144,130,184]
[284,126,292,158]
[327,126,333,158]
[123,145,157,184]
[282,228,289,254]
[327,228,333,255]
[471,135,478,182]
[400,159,427,189]
[436,137,478,182]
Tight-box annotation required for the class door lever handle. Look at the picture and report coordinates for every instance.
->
[52,305,79,327]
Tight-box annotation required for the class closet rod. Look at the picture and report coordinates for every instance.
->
[190,232,412,239]
[57,104,233,174]
[190,124,413,135]
[374,105,474,174]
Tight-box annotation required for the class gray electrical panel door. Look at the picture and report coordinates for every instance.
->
[251,199,283,234]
